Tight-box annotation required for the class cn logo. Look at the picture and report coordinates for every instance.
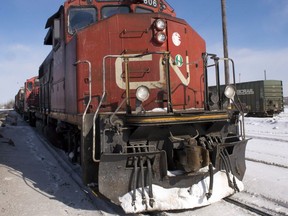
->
[172,32,181,46]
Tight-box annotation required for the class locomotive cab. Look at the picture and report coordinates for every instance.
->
[38,0,248,213]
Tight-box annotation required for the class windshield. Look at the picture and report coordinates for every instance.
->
[68,7,97,34]
[101,6,130,19]
[27,82,33,91]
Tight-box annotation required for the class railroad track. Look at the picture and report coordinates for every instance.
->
[245,157,288,169]
[224,196,288,216]
[224,197,273,216]
[246,134,288,143]
[245,134,288,169]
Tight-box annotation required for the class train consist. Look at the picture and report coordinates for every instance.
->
[15,0,248,213]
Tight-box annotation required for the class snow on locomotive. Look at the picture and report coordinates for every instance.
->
[23,0,248,213]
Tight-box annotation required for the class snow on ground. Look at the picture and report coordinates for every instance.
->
[245,106,288,140]
[0,112,117,216]
[246,138,288,167]
[245,107,288,167]
[234,106,288,214]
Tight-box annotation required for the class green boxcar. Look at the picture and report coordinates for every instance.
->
[209,80,284,117]
[235,80,284,117]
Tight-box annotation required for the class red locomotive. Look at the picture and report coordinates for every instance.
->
[23,76,39,126]
[15,76,39,125]
[22,0,248,213]
[14,87,25,115]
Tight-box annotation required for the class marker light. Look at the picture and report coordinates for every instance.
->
[156,32,167,44]
[155,19,166,31]
[224,85,236,99]
[136,86,150,102]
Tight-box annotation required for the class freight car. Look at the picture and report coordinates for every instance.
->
[236,80,284,117]
[209,80,284,117]
[24,0,248,213]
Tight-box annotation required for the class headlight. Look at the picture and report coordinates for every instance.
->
[136,86,150,102]
[224,85,236,99]
[155,32,167,44]
[155,19,166,31]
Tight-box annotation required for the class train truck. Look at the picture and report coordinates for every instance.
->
[24,0,249,213]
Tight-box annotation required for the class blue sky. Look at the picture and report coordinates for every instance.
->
[0,0,288,104]
[170,0,288,49]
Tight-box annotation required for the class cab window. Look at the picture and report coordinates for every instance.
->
[68,7,97,34]
[101,6,130,19]
[27,82,33,91]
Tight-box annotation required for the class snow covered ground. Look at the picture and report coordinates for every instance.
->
[245,106,288,168]
[235,106,288,215]
[0,112,121,216]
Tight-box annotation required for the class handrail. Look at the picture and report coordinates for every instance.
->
[92,54,135,162]
[92,92,106,162]
[75,60,92,138]
[217,57,236,85]
[203,53,246,140]
[91,54,120,162]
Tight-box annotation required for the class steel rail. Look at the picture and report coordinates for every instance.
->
[224,197,278,216]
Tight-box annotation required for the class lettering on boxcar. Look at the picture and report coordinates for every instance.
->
[237,89,255,95]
